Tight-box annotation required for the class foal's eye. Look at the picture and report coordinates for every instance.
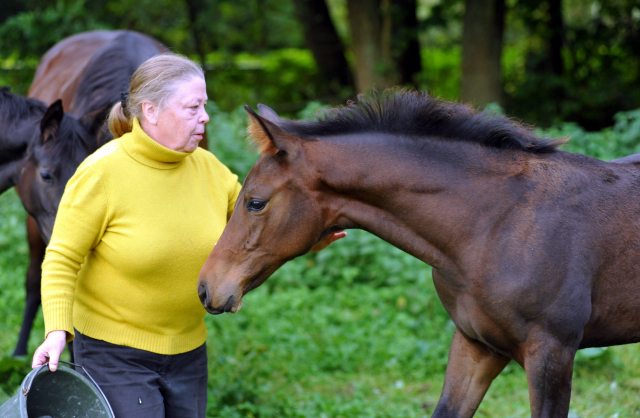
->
[246,199,267,212]
[40,170,53,183]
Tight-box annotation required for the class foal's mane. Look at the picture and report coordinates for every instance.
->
[277,90,566,153]
[0,87,47,126]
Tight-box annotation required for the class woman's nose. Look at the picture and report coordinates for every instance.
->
[200,109,210,124]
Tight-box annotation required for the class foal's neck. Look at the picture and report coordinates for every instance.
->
[310,134,529,271]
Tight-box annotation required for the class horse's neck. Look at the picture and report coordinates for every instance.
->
[0,120,35,162]
[312,135,527,271]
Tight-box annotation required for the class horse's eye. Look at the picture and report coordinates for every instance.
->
[246,199,267,212]
[40,170,54,183]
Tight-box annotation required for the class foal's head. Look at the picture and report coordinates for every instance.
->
[18,100,98,243]
[198,105,331,314]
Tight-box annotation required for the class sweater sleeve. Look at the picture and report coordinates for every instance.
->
[206,152,242,221]
[41,161,109,340]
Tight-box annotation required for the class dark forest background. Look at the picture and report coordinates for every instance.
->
[1,0,639,129]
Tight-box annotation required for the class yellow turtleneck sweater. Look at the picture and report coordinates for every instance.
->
[41,118,242,354]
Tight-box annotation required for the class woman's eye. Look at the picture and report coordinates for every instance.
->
[246,199,267,212]
[40,170,53,183]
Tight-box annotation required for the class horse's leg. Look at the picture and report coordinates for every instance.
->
[432,328,510,418]
[522,335,577,418]
[13,217,74,361]
[13,216,45,357]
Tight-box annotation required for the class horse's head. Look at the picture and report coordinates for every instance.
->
[18,100,98,243]
[198,105,341,314]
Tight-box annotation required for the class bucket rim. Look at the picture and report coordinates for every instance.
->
[21,361,115,417]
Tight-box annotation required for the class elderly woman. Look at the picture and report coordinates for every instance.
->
[31,53,342,417]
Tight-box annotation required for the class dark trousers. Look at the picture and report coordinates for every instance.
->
[73,330,208,418]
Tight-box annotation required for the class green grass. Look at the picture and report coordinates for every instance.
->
[2,105,640,416]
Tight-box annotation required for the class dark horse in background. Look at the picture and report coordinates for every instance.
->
[0,30,166,357]
[198,90,640,417]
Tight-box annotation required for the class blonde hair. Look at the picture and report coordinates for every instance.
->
[108,53,204,138]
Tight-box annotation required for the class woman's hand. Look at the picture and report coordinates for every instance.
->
[310,231,347,252]
[32,330,68,371]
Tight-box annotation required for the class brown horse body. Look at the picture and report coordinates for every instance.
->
[198,92,640,417]
[1,30,165,356]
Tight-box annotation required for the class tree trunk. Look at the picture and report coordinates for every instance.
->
[183,0,209,66]
[461,0,505,106]
[347,0,397,92]
[392,0,422,87]
[548,0,564,76]
[292,0,354,93]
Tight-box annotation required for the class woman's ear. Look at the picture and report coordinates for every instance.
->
[141,101,158,125]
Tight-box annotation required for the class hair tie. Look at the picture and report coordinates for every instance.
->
[120,92,129,109]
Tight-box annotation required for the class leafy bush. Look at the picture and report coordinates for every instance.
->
[0,356,31,398]
[543,108,640,160]
[204,49,321,113]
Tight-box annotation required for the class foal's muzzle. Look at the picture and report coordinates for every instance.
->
[198,284,235,315]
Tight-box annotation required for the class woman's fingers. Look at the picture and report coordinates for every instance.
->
[32,330,68,371]
[310,231,347,252]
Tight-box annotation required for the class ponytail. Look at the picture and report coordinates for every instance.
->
[107,102,132,138]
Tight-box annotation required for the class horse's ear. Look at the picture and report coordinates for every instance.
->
[80,106,109,138]
[40,100,64,142]
[245,105,299,156]
[257,104,281,124]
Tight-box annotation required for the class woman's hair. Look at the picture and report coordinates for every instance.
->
[108,53,204,138]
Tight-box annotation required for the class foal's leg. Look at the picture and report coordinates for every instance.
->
[432,329,510,418]
[522,336,577,418]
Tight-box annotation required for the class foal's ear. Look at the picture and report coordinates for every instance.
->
[257,104,281,124]
[245,105,299,156]
[40,100,64,142]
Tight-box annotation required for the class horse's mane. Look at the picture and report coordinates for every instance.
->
[277,90,567,154]
[71,31,164,119]
[0,87,47,126]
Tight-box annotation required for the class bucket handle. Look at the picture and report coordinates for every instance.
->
[22,360,115,417]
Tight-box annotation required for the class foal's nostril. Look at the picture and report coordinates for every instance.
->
[198,284,209,306]
[223,295,234,312]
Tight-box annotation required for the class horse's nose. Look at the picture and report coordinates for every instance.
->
[198,283,209,307]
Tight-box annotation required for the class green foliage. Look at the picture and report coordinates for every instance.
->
[0,0,105,59]
[0,356,31,398]
[206,102,258,182]
[416,45,461,101]
[0,191,31,404]
[205,49,321,113]
[542,108,640,160]
[503,0,640,129]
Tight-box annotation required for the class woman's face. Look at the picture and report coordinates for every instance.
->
[144,76,209,152]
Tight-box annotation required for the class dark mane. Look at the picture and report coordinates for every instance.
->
[0,87,47,126]
[71,31,164,119]
[279,90,566,153]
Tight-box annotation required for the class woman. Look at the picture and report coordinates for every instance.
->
[32,53,343,417]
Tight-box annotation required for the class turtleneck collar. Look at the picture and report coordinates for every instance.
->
[121,118,193,169]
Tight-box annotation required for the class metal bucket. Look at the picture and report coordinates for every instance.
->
[0,360,114,418]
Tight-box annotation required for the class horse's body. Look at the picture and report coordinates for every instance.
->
[197,91,640,417]
[0,30,165,356]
